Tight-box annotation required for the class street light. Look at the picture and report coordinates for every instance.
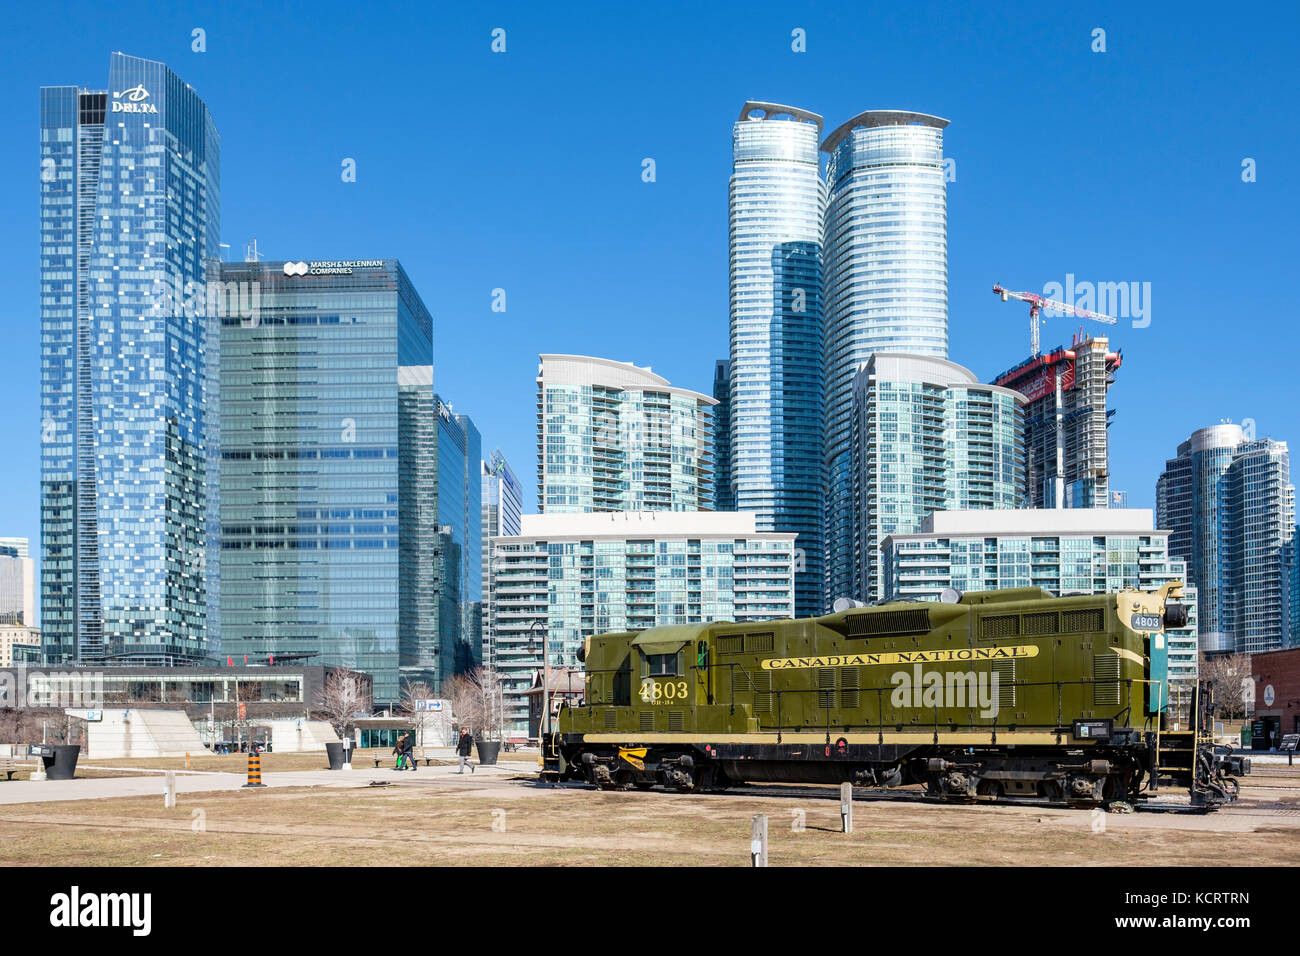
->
[528,619,548,749]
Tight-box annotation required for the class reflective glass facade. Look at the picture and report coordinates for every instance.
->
[852,355,1024,601]
[434,401,482,679]
[537,355,713,513]
[490,512,795,736]
[711,360,733,512]
[40,54,220,665]
[729,105,824,618]
[480,450,523,672]
[215,260,436,703]
[822,112,949,605]
[1157,426,1296,653]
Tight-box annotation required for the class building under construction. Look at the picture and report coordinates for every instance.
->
[992,334,1120,508]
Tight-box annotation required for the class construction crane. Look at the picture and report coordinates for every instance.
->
[992,284,1117,357]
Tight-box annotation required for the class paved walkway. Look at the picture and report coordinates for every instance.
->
[0,761,527,805]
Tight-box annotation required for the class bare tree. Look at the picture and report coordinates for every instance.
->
[398,679,435,751]
[313,667,371,739]
[1200,652,1252,719]
[444,668,505,741]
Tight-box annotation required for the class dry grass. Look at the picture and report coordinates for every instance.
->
[0,775,1294,867]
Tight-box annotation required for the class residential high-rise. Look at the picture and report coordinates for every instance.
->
[711,360,734,512]
[1219,439,1294,654]
[821,110,949,605]
[852,355,1024,601]
[0,538,35,626]
[729,103,825,619]
[214,258,438,703]
[1157,425,1296,654]
[536,355,714,513]
[480,450,523,672]
[490,511,796,736]
[992,334,1121,508]
[41,54,221,665]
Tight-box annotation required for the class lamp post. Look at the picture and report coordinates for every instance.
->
[529,619,548,747]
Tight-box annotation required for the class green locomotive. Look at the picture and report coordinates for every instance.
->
[546,583,1248,808]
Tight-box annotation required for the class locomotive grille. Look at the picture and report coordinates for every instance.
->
[981,614,1020,639]
[818,668,836,708]
[1093,653,1121,705]
[668,711,685,731]
[843,609,930,637]
[717,635,744,655]
[1064,609,1105,633]
[992,659,1016,708]
[1023,611,1058,635]
[840,667,860,709]
[744,631,775,653]
[603,709,617,729]
[639,711,655,732]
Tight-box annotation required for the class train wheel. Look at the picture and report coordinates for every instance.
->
[976,779,1002,801]
[613,769,636,791]
[635,781,655,791]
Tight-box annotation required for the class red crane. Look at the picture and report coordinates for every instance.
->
[992,284,1117,357]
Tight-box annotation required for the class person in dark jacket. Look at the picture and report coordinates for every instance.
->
[393,733,411,771]
[401,734,416,771]
[456,729,474,774]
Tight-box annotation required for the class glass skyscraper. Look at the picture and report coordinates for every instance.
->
[480,449,522,672]
[40,54,220,665]
[214,258,439,703]
[852,355,1024,601]
[729,103,825,619]
[822,111,949,606]
[711,359,734,512]
[434,400,482,679]
[536,354,714,513]
[1157,425,1296,654]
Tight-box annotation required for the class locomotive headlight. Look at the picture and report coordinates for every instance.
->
[1163,602,1189,630]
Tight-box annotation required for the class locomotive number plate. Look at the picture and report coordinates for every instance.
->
[640,678,689,704]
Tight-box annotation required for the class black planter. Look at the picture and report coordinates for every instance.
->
[44,745,81,781]
[325,741,346,770]
[475,741,500,766]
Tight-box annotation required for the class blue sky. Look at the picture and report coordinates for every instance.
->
[3,0,1298,583]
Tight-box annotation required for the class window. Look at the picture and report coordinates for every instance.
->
[647,653,679,676]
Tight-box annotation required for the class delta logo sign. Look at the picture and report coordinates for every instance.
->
[111,85,158,114]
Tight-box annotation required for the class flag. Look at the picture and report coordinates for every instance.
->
[227,656,232,666]
[269,654,274,665]
[243,654,248,664]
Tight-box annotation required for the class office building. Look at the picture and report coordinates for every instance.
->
[480,450,523,672]
[883,508,1199,719]
[729,103,825,618]
[41,53,221,665]
[0,539,35,626]
[1157,426,1295,654]
[434,400,482,679]
[536,354,714,513]
[821,110,950,606]
[711,360,734,512]
[992,335,1121,508]
[214,258,440,704]
[490,511,796,736]
[853,354,1025,601]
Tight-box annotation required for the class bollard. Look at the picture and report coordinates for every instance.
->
[750,814,768,867]
[185,752,191,770]
[164,770,176,808]
[242,751,266,788]
[841,781,854,833]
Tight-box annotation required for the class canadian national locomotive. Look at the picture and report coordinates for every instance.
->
[544,584,1248,808]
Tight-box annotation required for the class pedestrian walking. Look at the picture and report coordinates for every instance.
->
[393,733,410,771]
[456,728,474,774]
[401,733,416,771]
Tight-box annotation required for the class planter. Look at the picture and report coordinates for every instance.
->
[325,741,346,770]
[45,745,81,781]
[475,741,501,766]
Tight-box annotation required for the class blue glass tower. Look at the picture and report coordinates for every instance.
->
[40,54,220,664]
[215,259,437,703]
[822,110,949,604]
[729,102,825,618]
